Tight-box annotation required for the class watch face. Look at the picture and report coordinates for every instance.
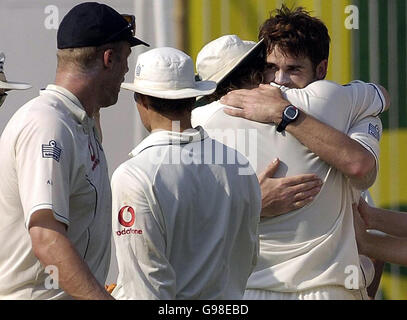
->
[285,106,298,120]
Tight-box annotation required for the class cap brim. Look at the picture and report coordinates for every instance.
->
[0,80,32,90]
[210,38,265,85]
[128,36,150,47]
[121,80,216,100]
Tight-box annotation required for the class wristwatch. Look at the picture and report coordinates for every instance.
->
[276,105,300,133]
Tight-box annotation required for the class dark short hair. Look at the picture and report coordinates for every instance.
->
[259,5,330,68]
[135,93,196,115]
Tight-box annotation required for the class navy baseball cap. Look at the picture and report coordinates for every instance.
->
[57,2,149,49]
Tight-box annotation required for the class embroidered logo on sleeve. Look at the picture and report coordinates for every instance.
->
[42,140,62,162]
[368,123,381,141]
[118,206,136,227]
[116,206,143,236]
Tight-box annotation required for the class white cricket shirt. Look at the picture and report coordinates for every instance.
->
[0,85,112,299]
[111,127,261,299]
[192,80,384,292]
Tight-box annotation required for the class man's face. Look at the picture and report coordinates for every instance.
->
[263,46,327,89]
[102,42,131,107]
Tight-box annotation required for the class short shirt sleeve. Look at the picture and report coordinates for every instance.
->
[277,81,386,128]
[345,81,386,121]
[348,116,383,172]
[15,115,74,229]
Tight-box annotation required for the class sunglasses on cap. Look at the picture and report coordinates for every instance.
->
[122,14,136,36]
[104,14,136,43]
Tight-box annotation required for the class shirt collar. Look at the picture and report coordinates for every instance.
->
[41,85,94,131]
[129,126,209,158]
[269,82,290,93]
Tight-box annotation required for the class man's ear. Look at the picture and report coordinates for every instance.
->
[135,93,152,132]
[103,49,114,69]
[135,93,149,110]
[316,59,328,80]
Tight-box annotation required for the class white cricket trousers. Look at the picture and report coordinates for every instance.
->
[244,286,369,300]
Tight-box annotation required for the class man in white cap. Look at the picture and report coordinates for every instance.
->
[0,2,148,300]
[0,52,31,107]
[111,47,262,299]
[194,35,323,215]
[218,6,390,299]
[192,33,389,299]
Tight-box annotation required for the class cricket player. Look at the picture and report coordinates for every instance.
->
[220,7,390,299]
[0,51,31,107]
[193,9,389,299]
[0,2,148,299]
[194,35,324,215]
[111,47,262,299]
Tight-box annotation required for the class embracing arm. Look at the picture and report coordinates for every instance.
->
[29,210,114,300]
[287,111,377,190]
[222,85,380,190]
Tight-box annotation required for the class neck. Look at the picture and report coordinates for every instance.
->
[149,111,193,132]
[55,69,99,117]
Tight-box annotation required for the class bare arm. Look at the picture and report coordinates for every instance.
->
[29,210,113,300]
[358,233,407,266]
[353,204,407,266]
[358,198,407,238]
[366,259,384,300]
[360,192,384,300]
[288,112,377,190]
[222,85,377,190]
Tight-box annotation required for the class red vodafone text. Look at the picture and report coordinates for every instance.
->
[116,205,143,236]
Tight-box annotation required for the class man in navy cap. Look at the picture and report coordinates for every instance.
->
[0,2,148,300]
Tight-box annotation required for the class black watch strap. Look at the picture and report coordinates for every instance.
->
[276,105,299,133]
[276,119,289,133]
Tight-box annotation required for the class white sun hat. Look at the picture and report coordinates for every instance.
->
[0,52,32,90]
[196,35,264,84]
[121,47,216,100]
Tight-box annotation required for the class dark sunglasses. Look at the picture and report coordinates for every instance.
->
[121,14,136,36]
[104,14,136,43]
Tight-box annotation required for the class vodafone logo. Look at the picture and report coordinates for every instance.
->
[118,206,135,227]
[116,206,143,237]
